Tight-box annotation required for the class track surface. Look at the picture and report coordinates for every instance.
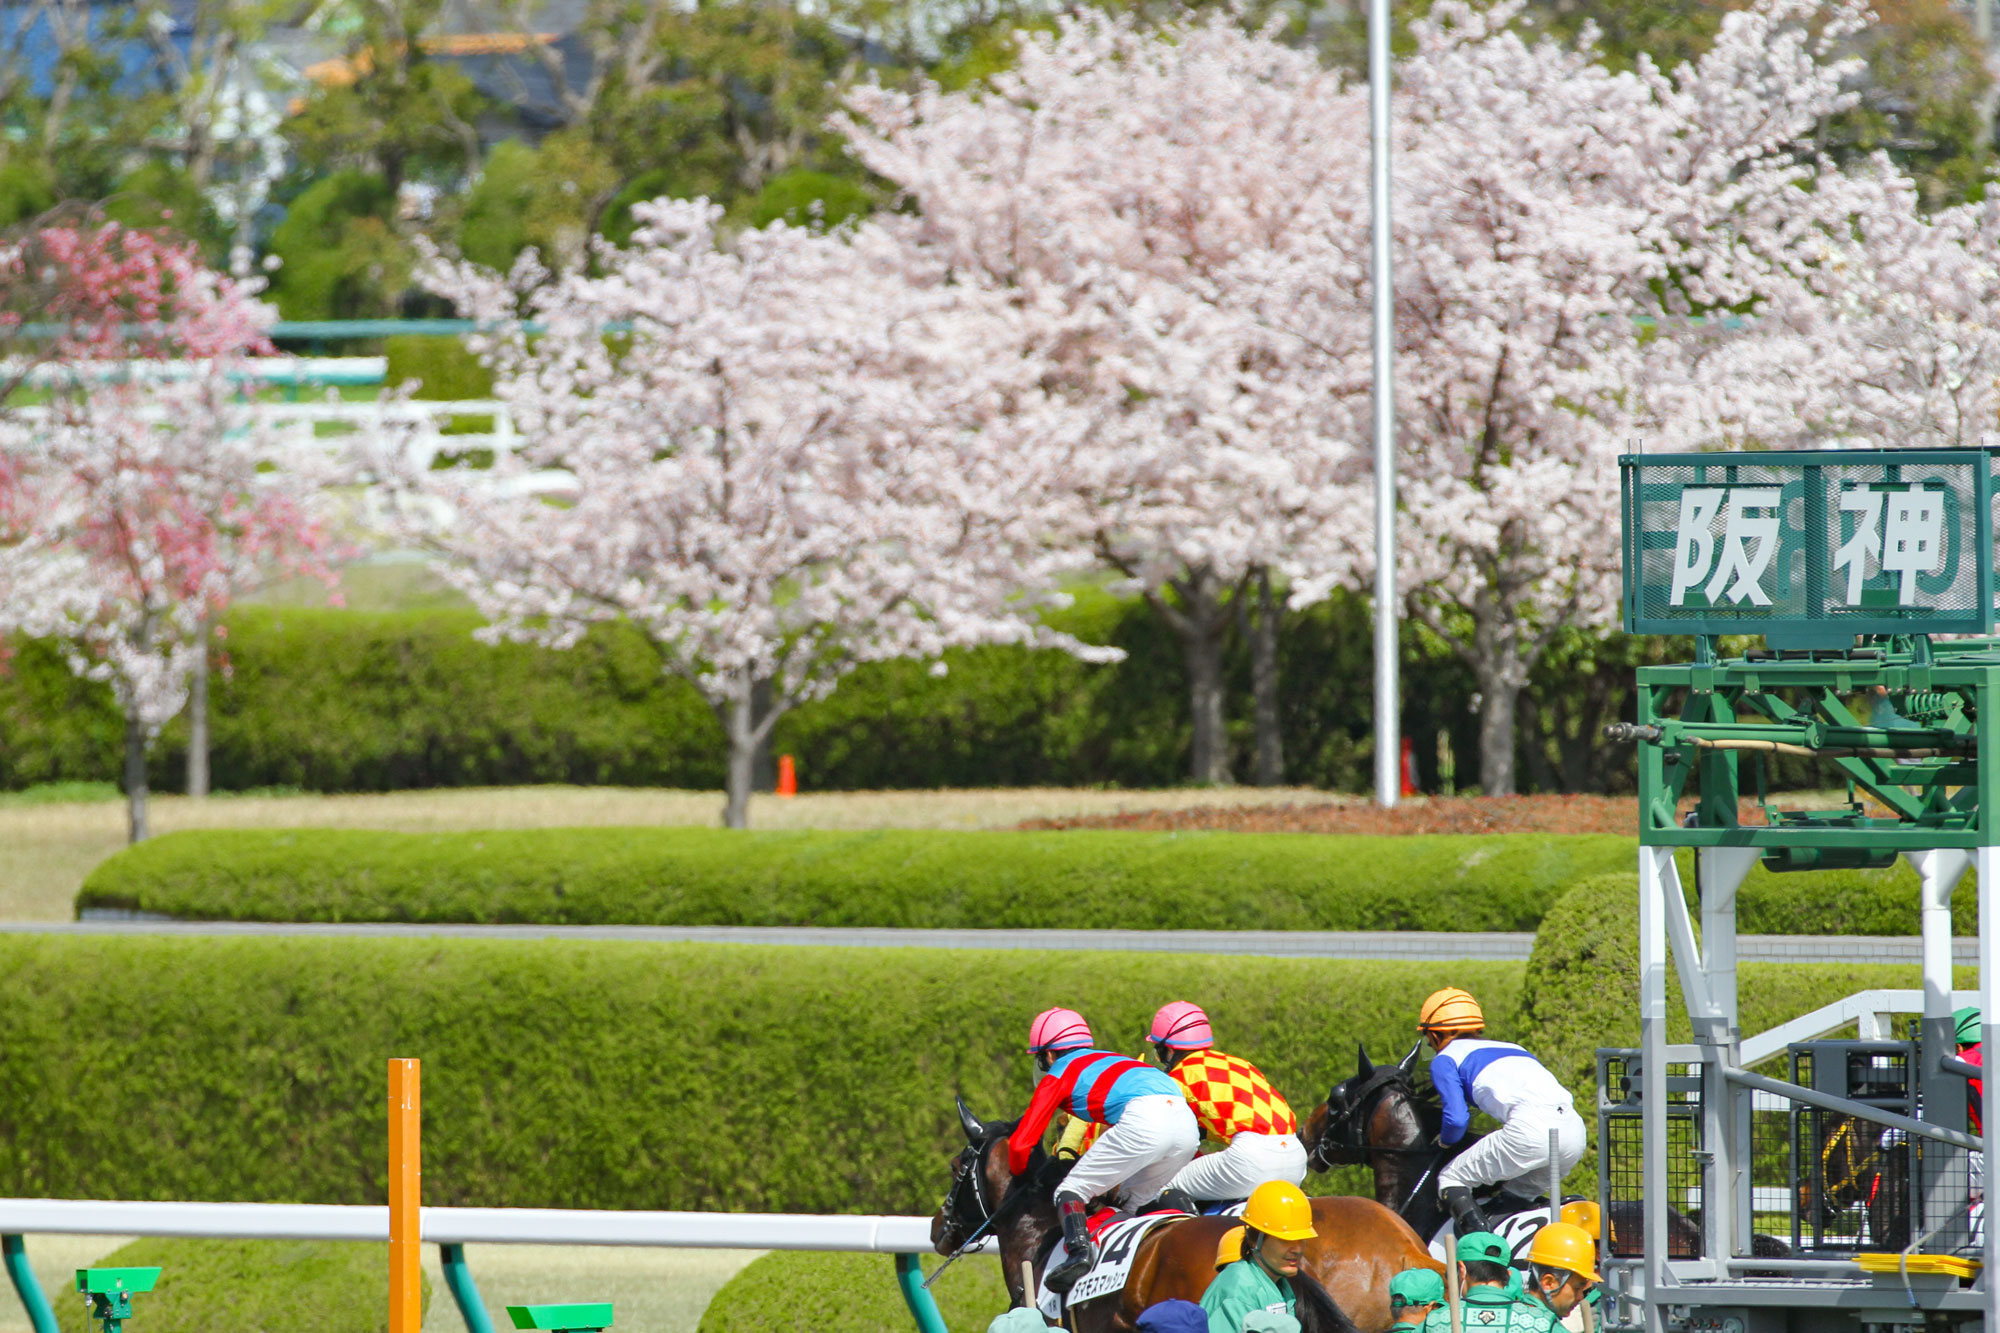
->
[0,919,1971,965]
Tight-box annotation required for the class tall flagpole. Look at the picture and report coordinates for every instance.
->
[1370,0,1400,808]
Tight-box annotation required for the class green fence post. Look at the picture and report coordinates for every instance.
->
[439,1243,496,1333]
[894,1253,949,1333]
[2,1236,56,1333]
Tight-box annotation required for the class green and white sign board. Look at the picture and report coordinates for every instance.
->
[1620,449,1998,644]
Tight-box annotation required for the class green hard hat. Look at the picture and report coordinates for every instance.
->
[1456,1231,1512,1265]
[1390,1268,1447,1309]
[1957,1006,1983,1044]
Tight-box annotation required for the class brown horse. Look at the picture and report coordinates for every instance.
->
[935,1096,1439,1332]
[1301,1046,1790,1263]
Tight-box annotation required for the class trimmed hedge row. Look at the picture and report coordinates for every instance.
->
[57,1239,421,1333]
[79,828,1640,930]
[0,935,1524,1210]
[0,596,1677,797]
[0,933,1925,1213]
[78,826,1956,936]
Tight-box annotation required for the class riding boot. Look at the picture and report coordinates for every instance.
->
[1044,1199,1096,1296]
[1443,1185,1492,1235]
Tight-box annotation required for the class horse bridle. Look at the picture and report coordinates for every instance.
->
[1315,1066,1447,1167]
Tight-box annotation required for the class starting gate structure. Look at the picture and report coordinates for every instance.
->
[1605,448,2000,1332]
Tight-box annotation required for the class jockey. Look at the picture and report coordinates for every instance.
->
[1420,988,1587,1236]
[1007,1008,1201,1294]
[1146,1001,1308,1202]
[1956,1006,1984,1135]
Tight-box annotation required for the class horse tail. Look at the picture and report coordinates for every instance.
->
[1291,1267,1362,1333]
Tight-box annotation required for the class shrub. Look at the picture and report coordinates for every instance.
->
[77,828,1640,929]
[0,592,1685,798]
[57,1238,425,1333]
[265,172,408,321]
[0,934,1526,1210]
[699,1252,1007,1333]
[384,336,494,401]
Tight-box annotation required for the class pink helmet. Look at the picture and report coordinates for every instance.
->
[1148,1001,1214,1050]
[1027,1008,1094,1053]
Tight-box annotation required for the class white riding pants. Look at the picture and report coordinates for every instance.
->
[1056,1095,1201,1207]
[1439,1103,1587,1197]
[1166,1131,1308,1202]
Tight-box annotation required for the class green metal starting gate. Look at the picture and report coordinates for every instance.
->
[1606,448,2000,1333]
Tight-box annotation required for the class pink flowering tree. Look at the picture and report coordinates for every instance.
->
[401,200,1111,829]
[841,14,1369,786]
[1270,0,1907,795]
[12,223,340,840]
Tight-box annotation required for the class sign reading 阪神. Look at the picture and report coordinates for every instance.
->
[1621,450,1996,642]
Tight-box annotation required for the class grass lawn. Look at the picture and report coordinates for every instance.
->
[0,784,1325,921]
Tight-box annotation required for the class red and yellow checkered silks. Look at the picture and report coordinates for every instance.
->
[1169,1049,1297,1142]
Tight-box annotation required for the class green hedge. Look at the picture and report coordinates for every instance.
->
[77,825,1957,936]
[0,596,1686,796]
[0,931,1929,1214]
[699,1253,1008,1333]
[0,935,1527,1210]
[79,828,1640,930]
[56,1239,425,1333]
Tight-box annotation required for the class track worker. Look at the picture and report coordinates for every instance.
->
[1420,988,1588,1235]
[1146,1002,1309,1202]
[1199,1181,1317,1333]
[1516,1223,1600,1329]
[1419,1233,1523,1333]
[1008,1008,1201,1294]
[1388,1269,1446,1328]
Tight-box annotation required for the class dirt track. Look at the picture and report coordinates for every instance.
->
[1018,793,1776,835]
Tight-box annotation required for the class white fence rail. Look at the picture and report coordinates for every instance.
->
[0,1198,942,1251]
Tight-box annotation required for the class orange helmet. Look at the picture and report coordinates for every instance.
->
[1560,1200,1601,1241]
[1419,988,1485,1037]
[1526,1221,1600,1283]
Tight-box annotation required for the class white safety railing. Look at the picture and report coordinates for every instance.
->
[0,1198,943,1251]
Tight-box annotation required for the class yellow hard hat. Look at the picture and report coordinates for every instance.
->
[1419,988,1485,1036]
[1242,1180,1317,1242]
[1559,1200,1601,1241]
[1216,1225,1246,1267]
[1525,1222,1600,1284]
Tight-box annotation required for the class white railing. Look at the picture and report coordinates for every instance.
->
[0,1198,940,1251]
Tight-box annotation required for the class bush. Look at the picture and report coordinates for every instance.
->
[385,336,494,401]
[0,592,1693,798]
[78,828,1641,929]
[57,1238,425,1333]
[265,173,408,321]
[0,934,1527,1210]
[699,1252,1008,1333]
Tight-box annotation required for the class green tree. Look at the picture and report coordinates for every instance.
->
[264,171,410,319]
[104,161,232,266]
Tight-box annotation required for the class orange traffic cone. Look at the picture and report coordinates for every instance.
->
[1400,737,1419,797]
[776,754,798,798]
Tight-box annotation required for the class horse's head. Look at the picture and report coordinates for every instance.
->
[933,1095,1047,1257]
[1305,1041,1429,1173]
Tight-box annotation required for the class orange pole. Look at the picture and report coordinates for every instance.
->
[776,754,798,798]
[388,1058,422,1333]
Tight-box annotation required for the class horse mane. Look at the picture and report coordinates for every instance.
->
[1291,1267,1362,1333]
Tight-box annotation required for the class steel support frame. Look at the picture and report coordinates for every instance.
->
[1632,651,2000,1331]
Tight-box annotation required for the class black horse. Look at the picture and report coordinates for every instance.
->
[1302,1046,1788,1262]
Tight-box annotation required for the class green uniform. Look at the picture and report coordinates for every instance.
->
[1200,1259,1294,1333]
[1418,1284,1565,1333]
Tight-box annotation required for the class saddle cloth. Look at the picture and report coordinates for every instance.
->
[1036,1204,1246,1319]
[1427,1203,1551,1265]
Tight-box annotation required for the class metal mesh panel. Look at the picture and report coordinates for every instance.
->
[1621,451,1994,637]
[1598,1051,1703,1260]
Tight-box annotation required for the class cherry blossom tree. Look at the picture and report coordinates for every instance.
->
[10,223,340,840]
[841,14,1369,786]
[1270,0,1911,795]
[401,199,1111,829]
